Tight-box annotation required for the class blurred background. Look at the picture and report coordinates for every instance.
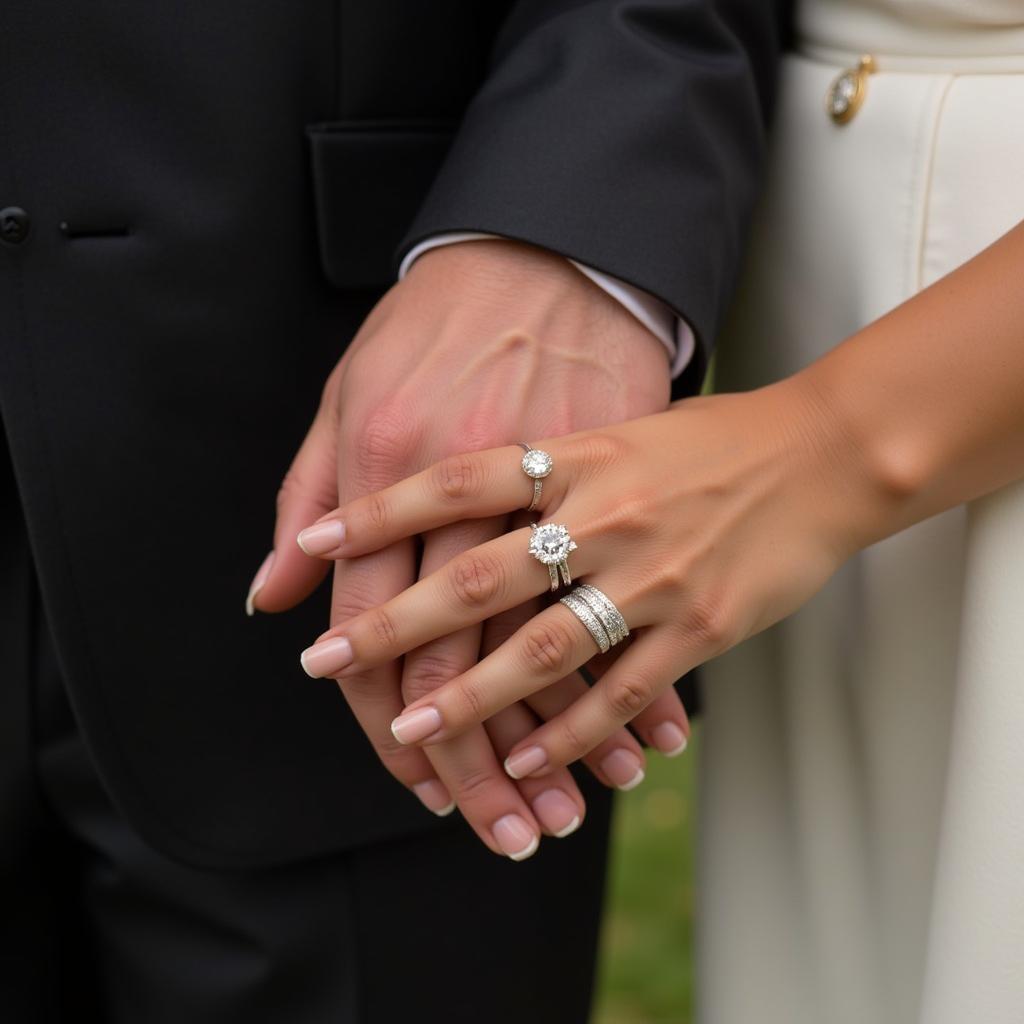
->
[592,728,698,1024]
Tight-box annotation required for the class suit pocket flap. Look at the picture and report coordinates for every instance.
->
[306,121,455,289]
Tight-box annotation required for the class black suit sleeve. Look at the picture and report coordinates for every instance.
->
[399,0,788,395]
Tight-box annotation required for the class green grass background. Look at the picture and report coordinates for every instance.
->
[591,727,698,1024]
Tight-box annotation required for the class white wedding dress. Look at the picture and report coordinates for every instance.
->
[698,3,1024,1022]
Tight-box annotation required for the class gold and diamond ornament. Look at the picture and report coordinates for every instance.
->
[827,55,875,125]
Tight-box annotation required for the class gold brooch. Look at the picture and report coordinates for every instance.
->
[827,55,876,125]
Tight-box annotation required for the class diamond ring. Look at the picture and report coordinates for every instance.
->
[528,522,577,591]
[518,442,553,512]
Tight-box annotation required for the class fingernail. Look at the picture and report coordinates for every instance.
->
[299,636,353,678]
[413,780,455,817]
[504,745,548,779]
[651,722,689,757]
[493,814,540,861]
[296,520,345,556]
[532,789,581,839]
[390,706,443,745]
[601,749,646,791]
[245,550,275,616]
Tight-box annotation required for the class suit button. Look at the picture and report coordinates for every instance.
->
[1,207,31,245]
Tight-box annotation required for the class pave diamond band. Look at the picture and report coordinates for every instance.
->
[575,584,630,646]
[560,585,628,654]
[559,592,611,654]
[518,442,552,512]
[528,522,577,591]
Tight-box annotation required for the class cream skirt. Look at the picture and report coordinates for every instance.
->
[697,28,1024,1024]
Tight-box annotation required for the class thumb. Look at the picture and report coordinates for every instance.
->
[246,407,338,615]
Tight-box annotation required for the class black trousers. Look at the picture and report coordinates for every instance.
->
[0,441,612,1023]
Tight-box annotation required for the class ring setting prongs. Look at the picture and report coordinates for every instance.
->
[528,522,577,591]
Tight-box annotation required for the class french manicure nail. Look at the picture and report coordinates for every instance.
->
[601,749,646,791]
[299,636,353,678]
[651,722,689,757]
[532,789,581,839]
[504,745,548,779]
[390,706,443,745]
[245,550,275,616]
[296,520,345,556]
[493,814,540,861]
[413,780,455,817]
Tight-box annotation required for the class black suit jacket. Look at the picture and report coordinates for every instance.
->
[0,0,785,867]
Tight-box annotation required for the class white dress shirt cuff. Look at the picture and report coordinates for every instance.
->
[398,233,696,379]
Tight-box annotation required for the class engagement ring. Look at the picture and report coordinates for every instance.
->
[518,442,553,512]
[528,522,577,591]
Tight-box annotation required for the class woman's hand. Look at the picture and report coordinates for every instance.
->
[295,371,881,779]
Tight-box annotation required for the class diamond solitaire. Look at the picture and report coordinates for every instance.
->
[521,449,553,479]
[529,522,577,591]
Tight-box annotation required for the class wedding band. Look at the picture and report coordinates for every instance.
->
[575,584,630,646]
[528,522,577,592]
[560,591,611,654]
[560,585,629,653]
[518,442,553,512]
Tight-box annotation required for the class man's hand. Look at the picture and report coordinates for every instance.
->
[248,239,679,857]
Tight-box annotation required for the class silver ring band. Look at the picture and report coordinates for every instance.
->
[559,592,611,654]
[560,585,629,653]
[575,584,630,646]
[518,442,552,512]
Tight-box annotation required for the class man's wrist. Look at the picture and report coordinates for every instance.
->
[400,233,691,377]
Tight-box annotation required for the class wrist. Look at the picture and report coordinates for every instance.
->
[404,238,672,410]
[785,344,932,553]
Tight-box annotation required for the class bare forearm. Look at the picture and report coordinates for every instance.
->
[797,218,1024,545]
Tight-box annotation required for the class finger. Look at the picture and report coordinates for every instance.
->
[315,408,446,813]
[294,438,586,559]
[485,702,586,839]
[299,524,604,678]
[389,599,605,745]
[504,626,686,774]
[402,520,544,860]
[247,405,338,614]
[326,538,446,804]
[566,629,691,760]
[626,688,691,759]
[480,588,649,794]
[476,594,587,838]
[523,671,649,791]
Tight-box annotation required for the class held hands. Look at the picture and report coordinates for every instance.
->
[249,239,684,859]
[296,376,879,799]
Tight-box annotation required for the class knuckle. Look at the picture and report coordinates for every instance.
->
[520,620,577,677]
[557,717,590,761]
[373,729,416,764]
[455,678,487,722]
[366,606,400,651]
[451,764,501,804]
[402,653,464,702]
[682,594,734,652]
[590,491,659,542]
[604,675,653,719]
[333,668,386,701]
[447,552,506,610]
[432,453,483,503]
[363,490,390,531]
[566,432,630,480]
[353,401,419,483]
